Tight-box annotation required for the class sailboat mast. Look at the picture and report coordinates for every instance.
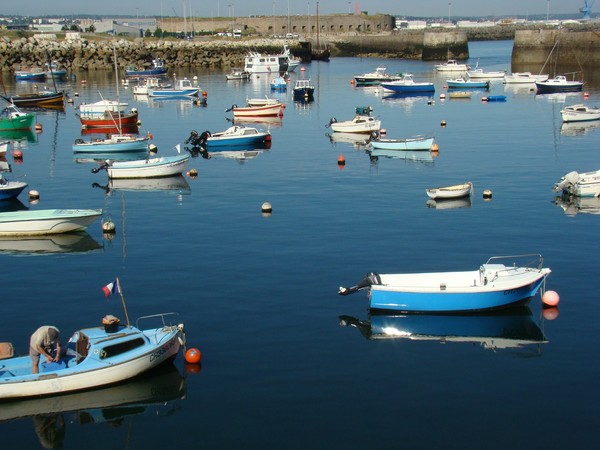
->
[316,2,320,49]
[113,42,122,133]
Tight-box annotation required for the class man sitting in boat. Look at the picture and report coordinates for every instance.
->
[29,326,62,374]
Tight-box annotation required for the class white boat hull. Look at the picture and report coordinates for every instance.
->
[0,209,102,236]
[560,104,600,123]
[106,154,190,179]
[426,182,473,199]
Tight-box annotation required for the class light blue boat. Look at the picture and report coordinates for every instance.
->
[380,74,435,93]
[0,312,185,399]
[148,78,199,97]
[446,78,490,89]
[270,76,287,91]
[72,134,150,153]
[339,254,551,313]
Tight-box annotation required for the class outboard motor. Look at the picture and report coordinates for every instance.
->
[185,130,205,148]
[338,272,382,296]
[326,117,337,128]
[198,130,211,147]
[91,161,110,174]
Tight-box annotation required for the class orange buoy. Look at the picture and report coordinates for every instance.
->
[301,67,306,71]
[337,154,346,166]
[431,143,439,152]
[185,363,202,374]
[149,133,153,140]
[202,91,208,98]
[542,290,560,307]
[265,134,272,142]
[35,123,43,132]
[583,92,589,98]
[13,149,23,159]
[185,348,202,364]
[350,79,355,85]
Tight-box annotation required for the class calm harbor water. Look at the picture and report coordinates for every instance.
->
[1,40,598,449]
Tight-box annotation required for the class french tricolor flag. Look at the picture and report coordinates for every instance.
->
[102,279,120,299]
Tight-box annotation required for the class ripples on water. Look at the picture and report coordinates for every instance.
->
[1,41,598,449]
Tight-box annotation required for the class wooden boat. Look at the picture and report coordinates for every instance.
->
[0,103,35,131]
[434,59,470,72]
[354,67,402,85]
[148,78,199,97]
[79,99,128,115]
[448,91,471,99]
[327,115,381,134]
[426,181,473,199]
[293,79,315,100]
[446,78,490,89]
[560,104,600,123]
[553,169,600,197]
[270,76,288,91]
[369,134,434,151]
[380,74,435,93]
[79,110,139,129]
[535,75,583,93]
[189,126,270,148]
[92,153,191,179]
[72,134,150,153]
[339,308,547,350]
[3,90,65,108]
[226,68,251,80]
[338,254,551,313]
[0,311,184,399]
[0,177,28,200]
[0,209,102,236]
[227,103,284,117]
[503,72,549,84]
[125,58,168,78]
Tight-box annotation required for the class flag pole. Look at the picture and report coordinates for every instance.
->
[116,277,130,327]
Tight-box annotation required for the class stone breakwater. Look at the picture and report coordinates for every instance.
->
[0,37,295,72]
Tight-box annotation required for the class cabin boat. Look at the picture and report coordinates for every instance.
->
[354,67,402,85]
[503,72,549,84]
[147,78,199,97]
[327,115,381,134]
[560,104,600,123]
[125,58,168,78]
[535,75,584,93]
[434,60,470,72]
[380,74,435,93]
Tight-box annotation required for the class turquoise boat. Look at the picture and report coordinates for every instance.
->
[446,78,490,89]
[0,312,185,399]
[0,104,35,131]
[0,209,102,236]
[339,254,551,313]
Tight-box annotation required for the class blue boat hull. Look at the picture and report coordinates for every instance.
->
[381,83,435,93]
[446,81,489,89]
[370,277,546,313]
[126,68,168,77]
[0,184,27,200]
[206,136,268,148]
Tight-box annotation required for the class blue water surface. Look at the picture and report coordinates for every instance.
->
[1,40,598,449]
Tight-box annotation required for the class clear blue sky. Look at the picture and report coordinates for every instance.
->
[2,1,584,19]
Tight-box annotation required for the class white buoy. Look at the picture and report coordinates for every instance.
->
[102,219,116,233]
[482,189,493,199]
[29,190,40,200]
[261,202,272,214]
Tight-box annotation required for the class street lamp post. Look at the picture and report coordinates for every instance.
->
[448,2,451,25]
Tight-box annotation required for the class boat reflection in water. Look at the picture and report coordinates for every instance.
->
[368,149,435,165]
[209,149,266,163]
[426,197,472,210]
[554,194,600,216]
[73,150,150,165]
[560,120,600,137]
[381,92,434,111]
[93,174,191,196]
[0,231,102,255]
[327,132,371,149]
[0,129,37,143]
[339,306,548,353]
[0,364,186,443]
[231,116,283,128]
[0,198,28,212]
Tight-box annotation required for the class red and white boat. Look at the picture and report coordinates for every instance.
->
[79,110,139,129]
[227,103,284,117]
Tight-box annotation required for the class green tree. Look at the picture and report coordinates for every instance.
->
[145,28,152,38]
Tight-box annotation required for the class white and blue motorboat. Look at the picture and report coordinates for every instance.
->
[125,58,168,78]
[380,74,435,94]
[446,78,490,89]
[148,78,199,97]
[187,126,271,149]
[0,312,185,399]
[73,134,150,153]
[270,76,287,91]
[553,169,600,197]
[0,177,28,200]
[339,254,551,313]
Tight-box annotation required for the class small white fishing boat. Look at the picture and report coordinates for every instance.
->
[79,99,128,115]
[338,254,551,313]
[560,104,600,123]
[148,78,199,97]
[226,103,284,117]
[426,181,473,199]
[92,153,191,179]
[553,169,600,197]
[369,134,434,151]
[503,72,549,84]
[72,134,151,153]
[327,115,381,134]
[246,97,283,107]
[132,77,172,95]
[0,177,28,200]
[354,67,402,85]
[226,68,251,80]
[466,68,506,79]
[0,209,102,236]
[0,311,185,399]
[434,59,470,72]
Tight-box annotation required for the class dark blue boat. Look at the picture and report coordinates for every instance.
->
[125,58,168,78]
